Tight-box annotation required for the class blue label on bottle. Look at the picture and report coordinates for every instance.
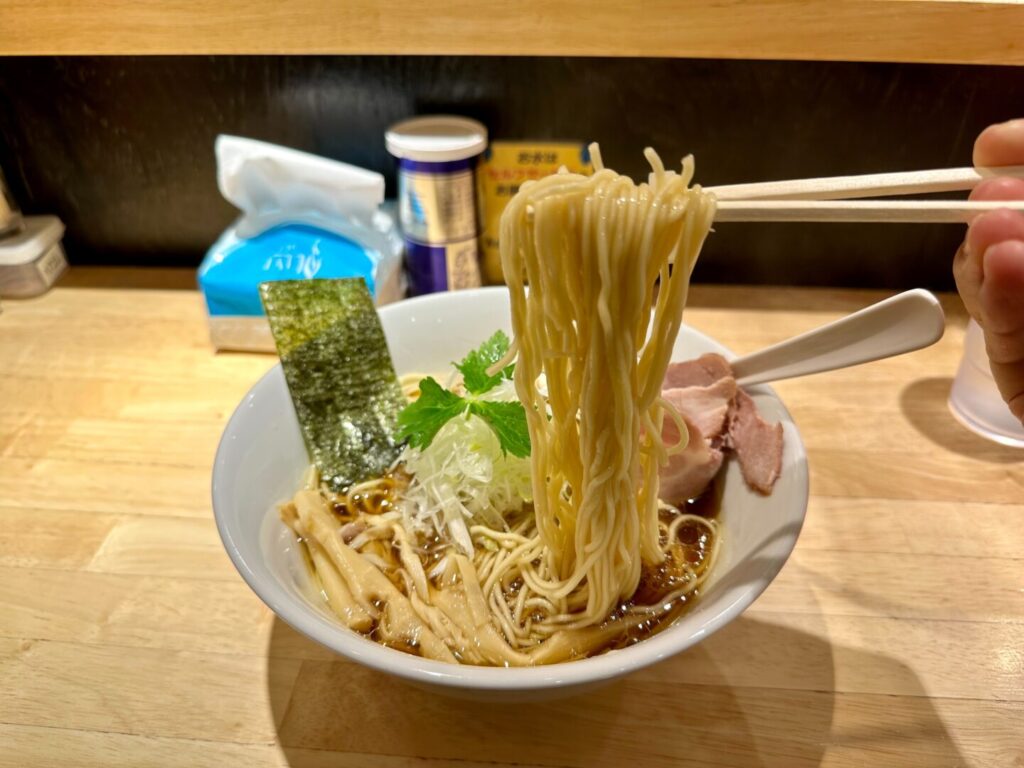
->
[405,239,449,295]
[398,157,474,173]
[404,236,482,295]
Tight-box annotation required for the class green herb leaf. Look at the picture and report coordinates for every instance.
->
[259,279,406,492]
[396,377,468,450]
[469,400,531,458]
[398,332,531,457]
[455,330,513,395]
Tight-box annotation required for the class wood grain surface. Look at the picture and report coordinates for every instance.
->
[1,268,1022,767]
[1,0,1024,63]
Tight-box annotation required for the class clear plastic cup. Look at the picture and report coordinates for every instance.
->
[948,319,1024,448]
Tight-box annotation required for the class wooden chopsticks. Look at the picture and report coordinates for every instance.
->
[707,165,1024,223]
[708,166,1024,201]
[714,200,1024,223]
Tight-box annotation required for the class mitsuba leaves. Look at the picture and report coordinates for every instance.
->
[454,330,513,395]
[398,331,530,456]
[396,377,467,450]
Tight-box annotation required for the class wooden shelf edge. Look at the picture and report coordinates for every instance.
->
[2,0,1023,64]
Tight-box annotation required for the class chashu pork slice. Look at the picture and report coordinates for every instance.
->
[658,353,784,500]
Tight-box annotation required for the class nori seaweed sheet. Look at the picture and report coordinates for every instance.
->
[259,279,405,491]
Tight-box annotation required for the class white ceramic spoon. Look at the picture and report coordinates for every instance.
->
[730,289,946,387]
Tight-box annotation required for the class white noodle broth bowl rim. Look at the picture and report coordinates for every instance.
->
[212,287,809,693]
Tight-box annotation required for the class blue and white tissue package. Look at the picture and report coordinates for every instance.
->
[198,136,403,351]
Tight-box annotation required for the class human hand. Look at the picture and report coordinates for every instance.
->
[953,119,1024,424]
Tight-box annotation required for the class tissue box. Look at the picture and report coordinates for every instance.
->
[199,221,403,352]
[198,136,404,352]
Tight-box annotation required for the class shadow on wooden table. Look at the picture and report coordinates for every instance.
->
[900,376,1022,462]
[264,611,966,767]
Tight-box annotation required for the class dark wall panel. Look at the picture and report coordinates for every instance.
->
[1,56,1021,289]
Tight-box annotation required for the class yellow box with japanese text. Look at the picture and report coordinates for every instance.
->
[476,142,593,284]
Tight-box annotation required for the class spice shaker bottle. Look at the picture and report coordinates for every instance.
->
[385,116,487,295]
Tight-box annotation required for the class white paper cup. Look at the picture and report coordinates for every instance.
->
[948,319,1024,448]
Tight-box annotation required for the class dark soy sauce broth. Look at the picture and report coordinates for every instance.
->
[308,470,723,664]
[599,477,723,655]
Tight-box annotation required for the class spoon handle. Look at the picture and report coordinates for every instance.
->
[732,289,946,388]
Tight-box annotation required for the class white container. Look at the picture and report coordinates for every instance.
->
[0,215,67,299]
[385,116,487,295]
[949,319,1024,448]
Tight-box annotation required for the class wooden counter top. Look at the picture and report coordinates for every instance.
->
[2,0,1024,64]
[1,268,1021,767]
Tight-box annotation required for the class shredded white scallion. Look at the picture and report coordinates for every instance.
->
[399,410,533,556]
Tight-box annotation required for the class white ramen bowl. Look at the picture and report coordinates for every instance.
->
[212,287,809,700]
